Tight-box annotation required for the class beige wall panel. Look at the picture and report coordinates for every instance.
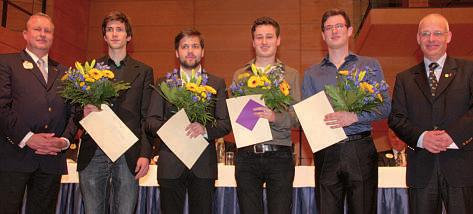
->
[301,23,326,51]
[88,1,194,27]
[196,24,300,51]
[195,0,300,25]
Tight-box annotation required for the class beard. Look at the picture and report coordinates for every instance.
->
[179,57,201,70]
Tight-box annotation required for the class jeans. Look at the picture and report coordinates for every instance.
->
[235,148,295,214]
[79,149,138,214]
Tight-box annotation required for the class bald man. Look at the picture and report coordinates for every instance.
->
[389,14,473,213]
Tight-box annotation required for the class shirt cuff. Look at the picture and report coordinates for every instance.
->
[203,127,208,140]
[19,131,34,148]
[60,137,70,150]
[417,131,426,148]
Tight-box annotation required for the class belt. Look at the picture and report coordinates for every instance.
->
[238,144,291,154]
[340,131,371,143]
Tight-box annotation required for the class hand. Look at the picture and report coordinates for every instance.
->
[134,157,150,180]
[324,111,358,128]
[26,133,65,155]
[422,130,453,153]
[83,104,100,118]
[253,107,276,122]
[185,122,206,138]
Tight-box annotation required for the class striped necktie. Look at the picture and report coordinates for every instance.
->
[428,62,439,96]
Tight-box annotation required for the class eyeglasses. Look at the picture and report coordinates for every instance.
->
[323,23,347,31]
[419,31,448,38]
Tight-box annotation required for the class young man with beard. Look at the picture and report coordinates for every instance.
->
[232,17,301,214]
[77,11,154,214]
[302,9,390,213]
[146,29,231,214]
[0,13,77,214]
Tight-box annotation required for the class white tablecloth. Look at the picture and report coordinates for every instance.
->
[62,163,406,188]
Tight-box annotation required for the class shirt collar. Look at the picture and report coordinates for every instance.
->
[25,48,48,65]
[243,58,284,70]
[423,53,447,71]
[321,52,358,67]
[106,55,128,68]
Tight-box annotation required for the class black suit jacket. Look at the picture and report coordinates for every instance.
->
[389,56,473,187]
[146,71,231,179]
[77,55,154,174]
[0,51,77,174]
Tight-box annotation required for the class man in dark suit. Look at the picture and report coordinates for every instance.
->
[0,13,77,214]
[389,13,473,214]
[146,29,231,214]
[77,11,154,214]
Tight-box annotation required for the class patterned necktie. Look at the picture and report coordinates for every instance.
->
[428,62,439,96]
[37,59,48,83]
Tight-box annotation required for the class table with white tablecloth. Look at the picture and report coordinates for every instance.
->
[51,164,408,214]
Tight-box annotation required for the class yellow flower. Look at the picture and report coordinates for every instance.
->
[102,70,114,79]
[358,70,366,81]
[201,92,207,98]
[377,93,383,102]
[79,82,85,87]
[279,80,290,96]
[260,75,271,87]
[85,77,95,83]
[61,74,68,81]
[185,82,198,92]
[338,70,349,76]
[88,68,103,80]
[204,85,217,94]
[238,72,251,80]
[247,76,260,88]
[86,86,91,91]
[360,82,374,94]
[195,86,206,94]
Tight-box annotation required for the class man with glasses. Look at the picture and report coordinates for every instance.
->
[302,9,390,213]
[389,14,473,213]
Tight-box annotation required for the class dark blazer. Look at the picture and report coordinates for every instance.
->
[0,51,77,174]
[77,55,154,174]
[146,71,231,179]
[389,56,473,187]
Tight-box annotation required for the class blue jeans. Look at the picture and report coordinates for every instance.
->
[79,149,138,214]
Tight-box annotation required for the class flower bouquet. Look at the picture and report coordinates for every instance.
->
[230,64,292,112]
[324,67,388,114]
[155,69,217,126]
[60,60,130,108]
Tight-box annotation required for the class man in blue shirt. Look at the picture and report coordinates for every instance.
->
[302,9,390,214]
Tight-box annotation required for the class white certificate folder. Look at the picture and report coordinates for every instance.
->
[157,109,208,169]
[293,91,347,153]
[226,95,272,148]
[79,104,138,162]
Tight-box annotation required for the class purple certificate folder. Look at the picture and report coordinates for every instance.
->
[236,99,264,131]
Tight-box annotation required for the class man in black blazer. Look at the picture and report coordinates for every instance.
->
[0,13,77,214]
[389,14,473,214]
[77,11,154,214]
[146,29,231,214]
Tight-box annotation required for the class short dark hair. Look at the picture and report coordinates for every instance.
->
[251,16,280,39]
[174,28,205,50]
[321,9,351,32]
[101,11,133,37]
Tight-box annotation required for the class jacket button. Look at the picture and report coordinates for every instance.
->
[48,107,52,112]
[44,124,48,129]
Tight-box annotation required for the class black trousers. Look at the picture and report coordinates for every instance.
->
[235,148,295,214]
[158,170,215,214]
[314,137,378,214]
[409,157,473,214]
[0,170,61,214]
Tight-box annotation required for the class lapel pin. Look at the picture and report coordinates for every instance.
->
[22,61,33,70]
